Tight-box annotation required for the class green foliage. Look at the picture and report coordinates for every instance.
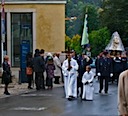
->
[99,0,128,46]
[66,1,100,38]
[82,4,100,33]
[65,0,128,55]
[70,35,82,54]
[65,35,82,54]
[89,27,110,57]
[65,35,71,51]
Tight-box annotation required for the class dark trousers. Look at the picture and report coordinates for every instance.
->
[4,84,9,93]
[77,77,83,98]
[27,74,33,88]
[114,72,120,84]
[54,76,60,84]
[35,72,45,90]
[99,76,109,93]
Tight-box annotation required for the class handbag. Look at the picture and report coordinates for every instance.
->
[26,67,33,75]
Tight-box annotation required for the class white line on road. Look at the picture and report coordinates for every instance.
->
[21,94,53,97]
[12,107,47,111]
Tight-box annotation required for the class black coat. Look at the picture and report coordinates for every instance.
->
[2,61,11,84]
[97,57,113,77]
[113,57,122,73]
[121,57,127,72]
[33,56,45,73]
[78,56,93,78]
[26,57,33,68]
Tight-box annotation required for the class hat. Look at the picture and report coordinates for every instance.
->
[48,56,53,60]
[47,52,53,57]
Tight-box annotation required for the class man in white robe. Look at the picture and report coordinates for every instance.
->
[62,53,78,100]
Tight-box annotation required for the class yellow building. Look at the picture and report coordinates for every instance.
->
[0,0,66,67]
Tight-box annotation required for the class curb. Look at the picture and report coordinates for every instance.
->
[0,84,15,88]
[0,83,64,99]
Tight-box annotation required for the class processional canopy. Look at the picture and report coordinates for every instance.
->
[105,31,125,51]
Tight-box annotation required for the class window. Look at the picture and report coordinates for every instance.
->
[11,13,33,67]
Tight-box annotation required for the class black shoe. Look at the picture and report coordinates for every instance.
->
[42,87,45,90]
[105,91,108,94]
[81,98,86,101]
[36,88,40,90]
[54,82,60,84]
[99,90,101,93]
[71,96,75,99]
[68,97,72,101]
[28,87,33,89]
[4,92,10,95]
[68,96,72,101]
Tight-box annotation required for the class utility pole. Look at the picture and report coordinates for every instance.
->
[1,0,5,65]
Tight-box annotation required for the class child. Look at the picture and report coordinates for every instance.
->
[82,65,94,100]
[46,56,55,89]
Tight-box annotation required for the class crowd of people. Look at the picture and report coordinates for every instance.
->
[25,49,62,91]
[1,48,128,115]
[25,49,94,100]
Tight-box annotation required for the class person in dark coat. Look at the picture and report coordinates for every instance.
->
[26,52,33,89]
[121,52,127,72]
[78,52,93,98]
[113,52,122,84]
[33,49,45,90]
[2,55,11,95]
[95,52,103,81]
[34,49,40,57]
[97,51,113,94]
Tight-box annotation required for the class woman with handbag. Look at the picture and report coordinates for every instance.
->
[2,55,11,95]
[26,52,33,89]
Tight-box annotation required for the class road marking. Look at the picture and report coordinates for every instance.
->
[21,93,53,97]
[12,107,47,111]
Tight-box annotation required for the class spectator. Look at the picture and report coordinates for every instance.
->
[26,52,33,89]
[33,49,45,90]
[46,56,55,89]
[2,55,11,95]
[53,53,62,84]
[118,70,128,116]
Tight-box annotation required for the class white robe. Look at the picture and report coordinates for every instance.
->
[62,58,78,98]
[82,71,94,100]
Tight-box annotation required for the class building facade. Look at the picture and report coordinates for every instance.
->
[0,0,66,78]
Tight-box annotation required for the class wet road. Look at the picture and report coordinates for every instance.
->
[0,79,118,116]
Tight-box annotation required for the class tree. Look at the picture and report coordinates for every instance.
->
[65,35,71,51]
[65,1,100,38]
[89,27,110,57]
[65,35,82,54]
[99,0,128,47]
[70,34,82,54]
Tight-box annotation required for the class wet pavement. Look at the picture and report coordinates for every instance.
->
[0,78,119,116]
